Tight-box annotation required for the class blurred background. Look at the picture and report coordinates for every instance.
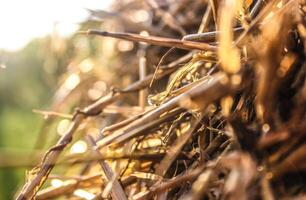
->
[0,1,115,198]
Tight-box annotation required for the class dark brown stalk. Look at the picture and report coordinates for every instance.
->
[81,29,217,51]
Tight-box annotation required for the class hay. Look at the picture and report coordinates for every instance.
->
[16,0,305,199]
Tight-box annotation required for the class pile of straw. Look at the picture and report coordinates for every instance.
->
[17,0,305,199]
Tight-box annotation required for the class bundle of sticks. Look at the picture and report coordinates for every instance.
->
[16,0,305,199]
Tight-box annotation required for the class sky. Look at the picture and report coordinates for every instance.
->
[0,0,113,51]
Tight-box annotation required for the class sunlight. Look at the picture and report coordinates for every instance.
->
[0,0,112,51]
